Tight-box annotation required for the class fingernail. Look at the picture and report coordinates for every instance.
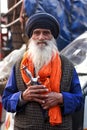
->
[42,100,45,103]
[46,89,49,91]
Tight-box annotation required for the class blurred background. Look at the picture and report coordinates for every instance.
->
[0,0,87,130]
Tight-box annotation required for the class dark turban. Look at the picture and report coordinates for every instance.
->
[25,13,60,39]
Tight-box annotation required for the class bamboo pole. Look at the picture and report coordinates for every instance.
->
[4,0,22,16]
[1,18,20,28]
[1,0,23,28]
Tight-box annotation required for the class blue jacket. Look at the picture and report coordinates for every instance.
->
[24,0,87,50]
[2,66,83,115]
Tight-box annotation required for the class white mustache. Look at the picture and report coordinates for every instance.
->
[34,40,49,45]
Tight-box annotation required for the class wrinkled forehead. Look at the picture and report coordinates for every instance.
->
[33,28,52,33]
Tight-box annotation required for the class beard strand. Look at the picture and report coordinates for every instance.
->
[27,38,58,75]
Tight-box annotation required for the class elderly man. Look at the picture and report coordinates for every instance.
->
[2,13,83,130]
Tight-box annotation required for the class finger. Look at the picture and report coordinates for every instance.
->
[33,98,45,104]
[29,93,48,99]
[30,88,48,94]
[28,85,47,90]
[41,99,53,109]
[41,104,49,109]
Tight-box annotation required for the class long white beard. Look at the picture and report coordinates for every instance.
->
[27,38,58,75]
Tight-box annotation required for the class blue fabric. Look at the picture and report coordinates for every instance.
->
[24,0,87,51]
[2,66,83,115]
[62,69,83,115]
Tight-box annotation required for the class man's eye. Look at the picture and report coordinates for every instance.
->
[33,31,40,35]
[43,31,51,35]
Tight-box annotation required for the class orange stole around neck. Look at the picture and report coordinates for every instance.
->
[20,52,62,125]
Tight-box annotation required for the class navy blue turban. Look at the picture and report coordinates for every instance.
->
[25,13,60,39]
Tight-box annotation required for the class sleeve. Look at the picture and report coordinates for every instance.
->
[62,68,83,115]
[2,66,22,113]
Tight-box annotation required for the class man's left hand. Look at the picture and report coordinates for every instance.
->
[41,92,63,109]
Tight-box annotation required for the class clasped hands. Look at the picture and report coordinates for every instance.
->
[22,85,63,109]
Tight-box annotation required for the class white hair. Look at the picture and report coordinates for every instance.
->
[27,37,59,75]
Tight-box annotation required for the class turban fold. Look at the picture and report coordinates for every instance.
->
[25,13,59,39]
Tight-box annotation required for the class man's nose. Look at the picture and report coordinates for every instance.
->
[38,33,45,40]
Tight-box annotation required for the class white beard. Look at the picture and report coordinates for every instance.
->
[27,38,59,75]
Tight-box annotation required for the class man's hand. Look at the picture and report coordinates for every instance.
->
[41,92,63,109]
[22,85,48,104]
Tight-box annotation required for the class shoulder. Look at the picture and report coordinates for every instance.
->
[14,57,23,75]
[60,54,75,91]
[60,54,74,83]
[60,54,74,69]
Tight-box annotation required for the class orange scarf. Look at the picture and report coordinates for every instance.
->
[20,51,62,125]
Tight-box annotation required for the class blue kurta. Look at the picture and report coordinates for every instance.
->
[2,66,83,115]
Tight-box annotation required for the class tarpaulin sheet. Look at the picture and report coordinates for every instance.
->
[24,0,87,50]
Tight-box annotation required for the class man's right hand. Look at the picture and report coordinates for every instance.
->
[21,85,48,104]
